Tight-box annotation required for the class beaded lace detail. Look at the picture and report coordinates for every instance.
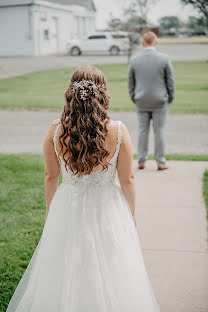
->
[53,121,122,189]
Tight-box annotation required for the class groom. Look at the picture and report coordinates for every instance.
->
[127,31,175,170]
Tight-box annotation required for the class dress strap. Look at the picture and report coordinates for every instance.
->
[53,123,60,161]
[115,120,122,157]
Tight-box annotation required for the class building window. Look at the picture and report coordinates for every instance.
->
[44,29,49,41]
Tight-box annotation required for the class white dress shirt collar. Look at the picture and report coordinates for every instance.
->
[144,46,156,51]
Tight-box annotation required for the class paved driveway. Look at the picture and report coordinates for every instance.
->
[0,44,207,79]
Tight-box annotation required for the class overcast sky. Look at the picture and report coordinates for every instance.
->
[93,0,198,29]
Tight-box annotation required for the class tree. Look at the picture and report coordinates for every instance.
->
[108,18,122,31]
[122,11,147,30]
[159,16,181,32]
[108,0,159,61]
[108,10,146,32]
[186,16,207,31]
[124,0,158,25]
[181,0,208,28]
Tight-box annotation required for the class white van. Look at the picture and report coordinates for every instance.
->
[66,31,130,56]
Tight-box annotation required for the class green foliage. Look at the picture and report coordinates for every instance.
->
[159,16,181,31]
[107,18,123,31]
[187,16,207,31]
[0,61,208,114]
[180,0,208,28]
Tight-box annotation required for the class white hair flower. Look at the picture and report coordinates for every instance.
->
[92,82,98,95]
[72,79,99,100]
[80,89,88,100]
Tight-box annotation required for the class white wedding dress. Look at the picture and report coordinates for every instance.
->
[6,120,160,312]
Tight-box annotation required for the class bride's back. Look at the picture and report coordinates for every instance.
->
[55,119,120,174]
[44,65,133,185]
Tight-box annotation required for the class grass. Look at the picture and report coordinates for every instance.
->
[0,154,45,312]
[0,61,208,114]
[133,154,208,161]
[203,170,208,219]
[158,36,208,45]
[0,153,208,310]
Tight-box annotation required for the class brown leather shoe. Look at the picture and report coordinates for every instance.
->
[138,163,145,169]
[158,165,168,171]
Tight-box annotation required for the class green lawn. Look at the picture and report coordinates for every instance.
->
[0,155,45,312]
[203,170,208,219]
[0,154,208,310]
[133,154,208,161]
[0,61,208,113]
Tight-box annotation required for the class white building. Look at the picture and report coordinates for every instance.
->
[0,0,96,56]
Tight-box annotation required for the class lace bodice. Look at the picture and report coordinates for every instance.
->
[53,121,122,190]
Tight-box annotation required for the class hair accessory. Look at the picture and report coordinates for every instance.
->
[72,79,99,100]
[80,89,88,100]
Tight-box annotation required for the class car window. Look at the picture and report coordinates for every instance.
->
[88,35,106,40]
[112,34,128,39]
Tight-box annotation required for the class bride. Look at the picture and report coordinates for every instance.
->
[6,65,160,312]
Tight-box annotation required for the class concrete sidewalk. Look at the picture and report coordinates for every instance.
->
[1,110,208,155]
[134,160,208,312]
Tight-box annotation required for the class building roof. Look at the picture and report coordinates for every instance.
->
[46,0,96,11]
[0,0,96,11]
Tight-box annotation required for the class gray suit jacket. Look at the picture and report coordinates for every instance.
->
[127,48,175,111]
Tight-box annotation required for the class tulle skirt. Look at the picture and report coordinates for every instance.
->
[6,182,160,312]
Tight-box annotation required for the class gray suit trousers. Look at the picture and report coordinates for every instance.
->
[136,103,169,166]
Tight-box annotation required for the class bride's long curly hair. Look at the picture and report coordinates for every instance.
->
[58,65,111,177]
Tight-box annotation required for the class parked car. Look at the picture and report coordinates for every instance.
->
[161,28,177,36]
[191,30,206,36]
[179,29,207,37]
[66,31,130,56]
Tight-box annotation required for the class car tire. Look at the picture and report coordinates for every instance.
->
[109,46,120,56]
[70,46,81,56]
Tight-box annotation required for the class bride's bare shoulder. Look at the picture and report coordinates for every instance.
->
[108,120,131,148]
[45,119,60,140]
[107,119,119,130]
[108,119,127,134]
[51,119,60,127]
[50,119,60,130]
